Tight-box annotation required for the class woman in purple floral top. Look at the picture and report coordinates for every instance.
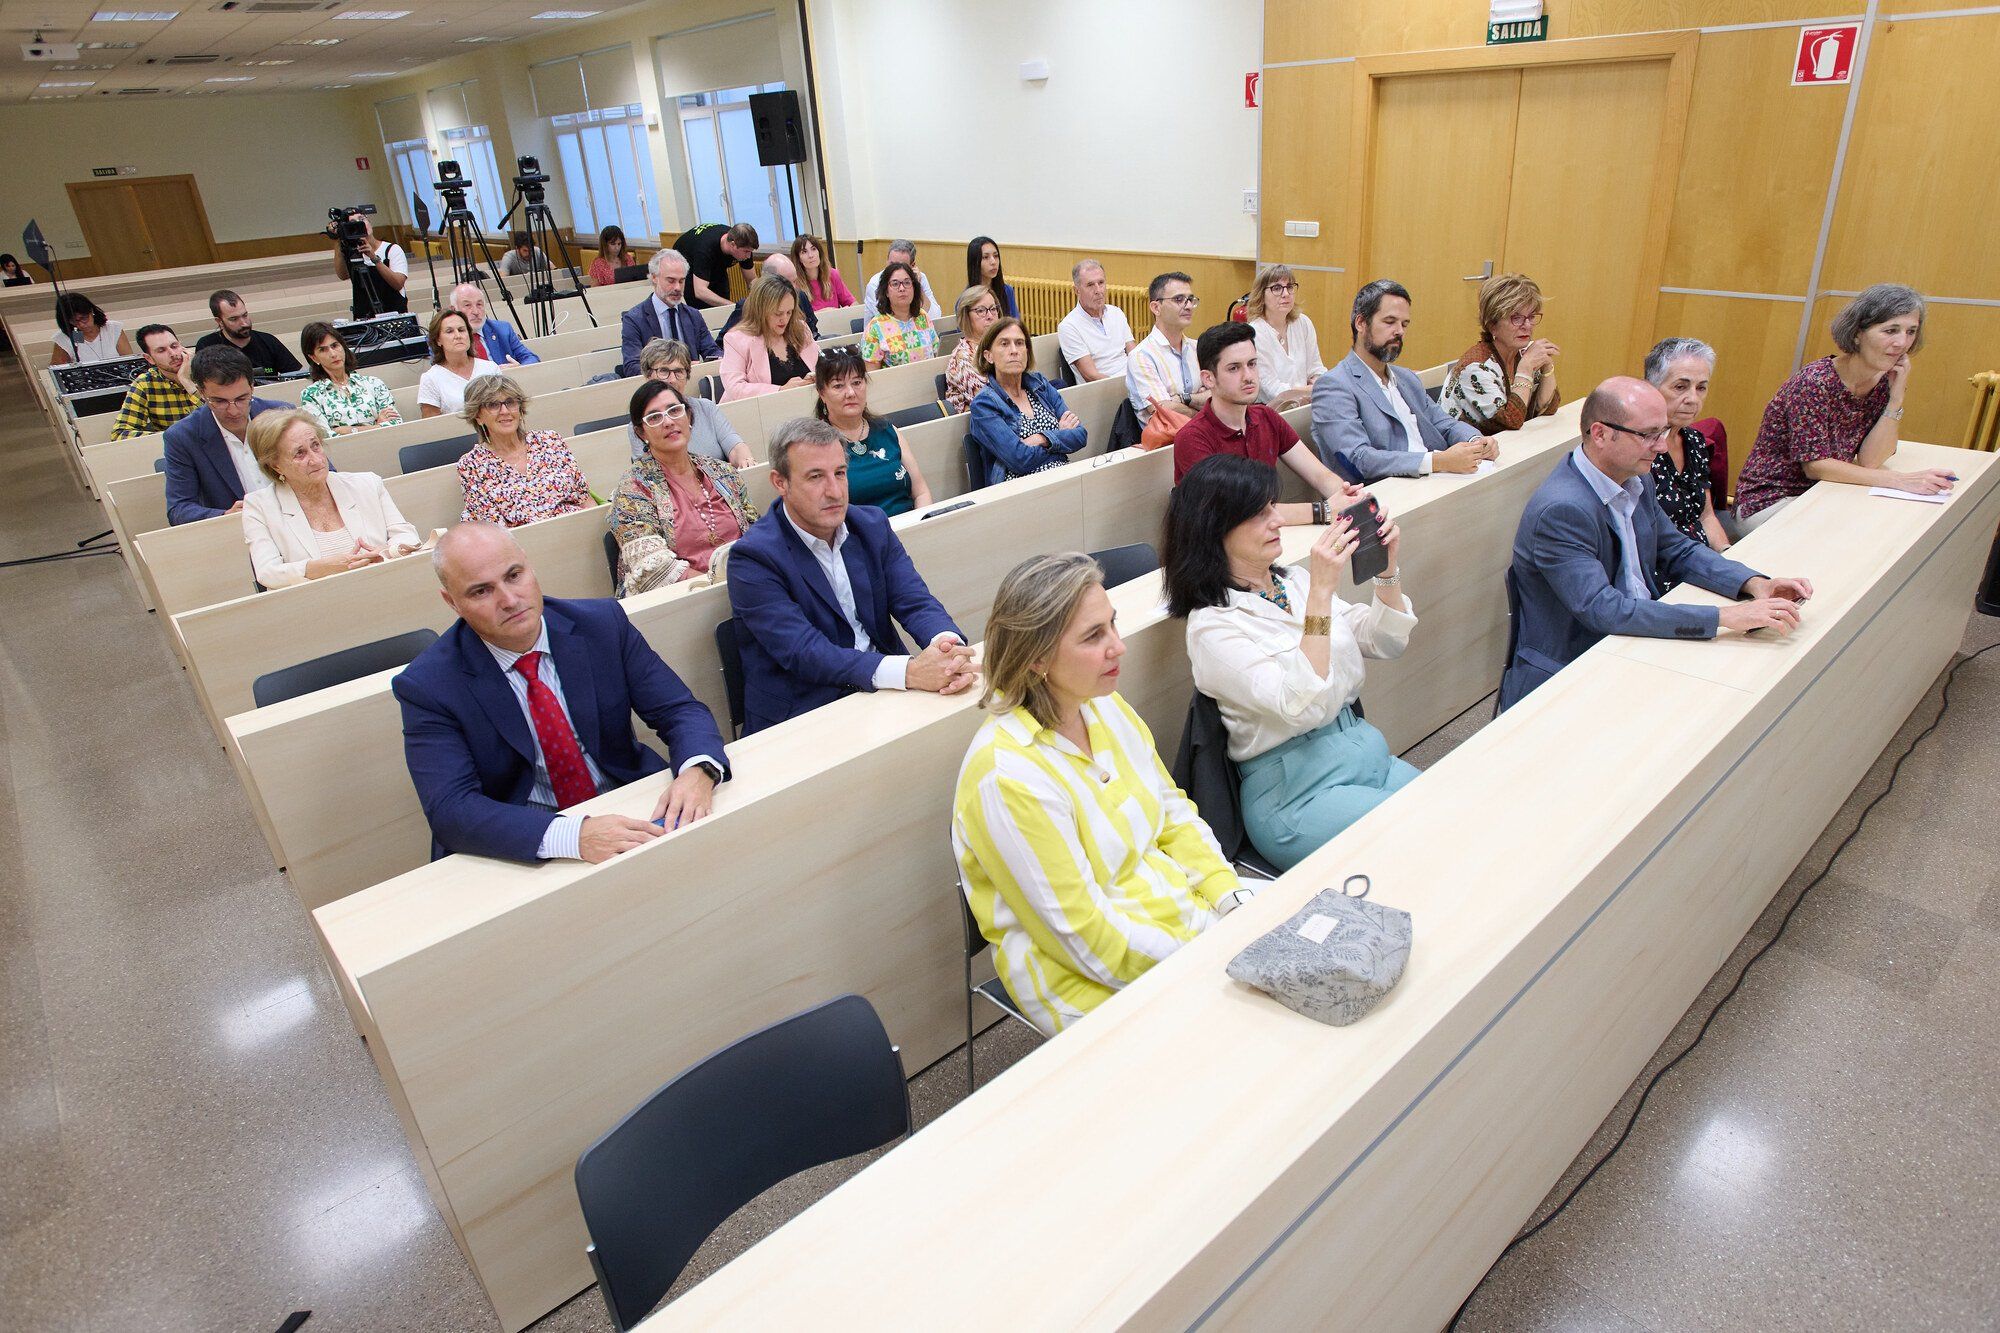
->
[1734,284,1955,530]
[455,374,592,527]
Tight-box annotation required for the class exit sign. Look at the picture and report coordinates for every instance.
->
[91,166,118,177]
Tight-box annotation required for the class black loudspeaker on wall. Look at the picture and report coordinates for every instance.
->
[749,89,808,166]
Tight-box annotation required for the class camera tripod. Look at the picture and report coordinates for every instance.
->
[413,182,529,339]
[494,180,596,339]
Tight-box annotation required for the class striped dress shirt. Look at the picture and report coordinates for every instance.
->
[952,693,1240,1036]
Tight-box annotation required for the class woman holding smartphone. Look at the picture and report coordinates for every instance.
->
[1164,454,1420,871]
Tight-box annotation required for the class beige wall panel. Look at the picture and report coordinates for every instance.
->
[1275,0,1839,61]
[1822,14,2000,300]
[1258,63,1355,270]
[1804,296,2000,455]
[1661,27,1845,295]
[1650,291,1806,491]
[849,241,1255,311]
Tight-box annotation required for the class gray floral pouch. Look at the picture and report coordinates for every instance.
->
[1225,875,1411,1026]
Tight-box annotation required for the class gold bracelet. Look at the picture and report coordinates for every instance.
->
[1302,614,1333,638]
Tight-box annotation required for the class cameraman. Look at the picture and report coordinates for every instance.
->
[329,210,410,317]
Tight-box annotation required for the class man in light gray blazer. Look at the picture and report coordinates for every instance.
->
[1497,377,1814,712]
[1310,278,1499,482]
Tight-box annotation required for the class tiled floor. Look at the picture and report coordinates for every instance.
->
[2,355,1995,1331]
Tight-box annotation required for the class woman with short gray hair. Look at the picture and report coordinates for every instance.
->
[1733,283,1953,530]
[1642,337,1731,550]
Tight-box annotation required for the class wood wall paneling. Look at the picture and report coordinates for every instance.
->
[1821,14,2000,300]
[1257,62,1354,270]
[1650,291,1807,490]
[1660,26,1846,295]
[847,241,1257,313]
[1805,295,2000,455]
[1271,0,1841,63]
[1288,269,1354,350]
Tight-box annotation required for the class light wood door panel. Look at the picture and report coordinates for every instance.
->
[67,182,154,275]
[1258,62,1355,270]
[1501,58,1673,393]
[128,178,218,268]
[1362,67,1520,371]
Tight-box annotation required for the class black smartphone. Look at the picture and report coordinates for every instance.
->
[1339,497,1390,584]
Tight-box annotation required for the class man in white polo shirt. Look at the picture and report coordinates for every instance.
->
[1310,278,1499,482]
[1057,258,1136,383]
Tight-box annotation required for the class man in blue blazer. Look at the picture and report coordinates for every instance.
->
[1311,279,1500,482]
[1498,377,1813,712]
[395,523,730,864]
[727,418,976,734]
[620,250,722,376]
[452,283,540,365]
[162,344,291,525]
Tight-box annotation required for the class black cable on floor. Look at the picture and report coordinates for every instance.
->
[1448,639,1999,1331]
[0,546,119,570]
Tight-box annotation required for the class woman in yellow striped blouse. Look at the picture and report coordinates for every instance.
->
[952,552,1249,1036]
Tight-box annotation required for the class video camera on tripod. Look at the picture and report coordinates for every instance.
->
[432,159,472,213]
[325,202,377,265]
[512,155,551,205]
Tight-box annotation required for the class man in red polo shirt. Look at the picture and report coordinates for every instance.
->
[1174,321,1362,524]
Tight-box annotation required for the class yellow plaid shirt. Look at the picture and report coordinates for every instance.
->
[109,366,202,440]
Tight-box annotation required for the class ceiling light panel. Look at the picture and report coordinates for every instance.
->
[92,10,181,19]
[333,8,409,17]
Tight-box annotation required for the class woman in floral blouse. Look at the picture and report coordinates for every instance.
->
[1441,273,1562,434]
[297,321,401,435]
[610,378,757,595]
[944,285,1002,414]
[455,374,592,527]
[862,259,938,369]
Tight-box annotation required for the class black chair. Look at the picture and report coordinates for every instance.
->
[397,433,478,475]
[1107,399,1143,452]
[696,375,720,402]
[1496,565,1523,717]
[602,529,621,588]
[1169,690,1284,882]
[934,372,950,402]
[954,887,1040,1093]
[1087,543,1157,590]
[1978,526,2000,617]
[1050,348,1075,389]
[250,628,439,709]
[850,315,866,335]
[1425,382,1444,403]
[962,434,987,494]
[152,456,167,474]
[883,401,943,431]
[574,994,910,1330]
[713,618,746,739]
[575,413,626,437]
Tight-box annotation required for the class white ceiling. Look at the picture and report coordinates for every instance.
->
[0,0,638,103]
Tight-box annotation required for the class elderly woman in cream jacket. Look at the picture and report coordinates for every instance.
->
[1163,454,1420,872]
[240,407,419,588]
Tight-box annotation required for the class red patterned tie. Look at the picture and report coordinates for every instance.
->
[513,650,598,809]
[470,329,490,360]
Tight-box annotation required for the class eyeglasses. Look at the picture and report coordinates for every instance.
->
[887,278,914,289]
[203,391,253,409]
[968,304,1000,318]
[1265,281,1297,295]
[1599,421,1673,445]
[1161,294,1200,309]
[642,404,689,427]
[1504,311,1544,328]
[648,366,690,381]
[482,398,523,413]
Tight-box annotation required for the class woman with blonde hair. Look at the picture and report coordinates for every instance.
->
[241,408,417,587]
[951,552,1249,1037]
[1441,272,1562,433]
[720,273,820,400]
[1246,263,1325,409]
[454,373,591,526]
[943,284,1003,414]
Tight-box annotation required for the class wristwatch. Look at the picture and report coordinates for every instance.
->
[692,760,724,785]
[1216,886,1258,918]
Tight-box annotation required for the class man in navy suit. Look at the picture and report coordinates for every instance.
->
[452,282,540,365]
[727,419,976,734]
[619,250,722,376]
[161,344,291,525]
[394,522,730,864]
[1312,278,1500,482]
[1498,377,1813,712]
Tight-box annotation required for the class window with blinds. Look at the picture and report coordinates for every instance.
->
[531,45,661,243]
[677,82,802,247]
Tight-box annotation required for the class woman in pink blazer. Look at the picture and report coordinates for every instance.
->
[720,275,820,401]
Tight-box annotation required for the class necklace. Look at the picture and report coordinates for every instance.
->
[1252,576,1292,614]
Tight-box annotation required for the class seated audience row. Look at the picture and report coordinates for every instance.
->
[241,408,417,588]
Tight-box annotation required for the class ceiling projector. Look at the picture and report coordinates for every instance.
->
[22,36,84,62]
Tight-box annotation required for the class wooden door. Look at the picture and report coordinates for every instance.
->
[67,181,154,274]
[1500,60,1673,394]
[1361,68,1520,371]
[127,177,218,268]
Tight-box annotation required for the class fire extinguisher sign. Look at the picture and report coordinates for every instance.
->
[1793,23,1859,86]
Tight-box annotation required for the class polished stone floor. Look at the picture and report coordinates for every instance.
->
[2,355,1995,1331]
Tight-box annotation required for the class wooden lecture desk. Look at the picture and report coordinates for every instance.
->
[308,404,1584,1330]
[640,442,1998,1331]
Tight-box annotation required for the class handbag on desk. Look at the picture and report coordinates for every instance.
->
[1138,397,1191,451]
[1226,875,1411,1026]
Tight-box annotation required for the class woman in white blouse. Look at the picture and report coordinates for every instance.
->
[1246,263,1325,410]
[417,309,500,418]
[1163,454,1418,871]
[240,408,419,588]
[50,292,132,365]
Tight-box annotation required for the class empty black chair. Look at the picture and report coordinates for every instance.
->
[713,618,746,739]
[954,886,1040,1093]
[575,413,625,437]
[961,434,987,494]
[602,529,620,587]
[1169,690,1283,882]
[250,628,439,709]
[850,315,866,335]
[152,456,167,474]
[398,433,479,475]
[696,375,720,402]
[1426,382,1444,403]
[1496,565,1524,718]
[575,994,910,1329]
[934,372,950,402]
[882,401,943,431]
[1087,543,1157,589]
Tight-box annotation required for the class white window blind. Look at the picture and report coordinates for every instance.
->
[578,46,640,110]
[427,80,473,134]
[374,94,423,145]
[529,58,588,118]
[654,11,780,97]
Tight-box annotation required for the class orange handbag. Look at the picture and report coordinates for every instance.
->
[1138,398,1191,451]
